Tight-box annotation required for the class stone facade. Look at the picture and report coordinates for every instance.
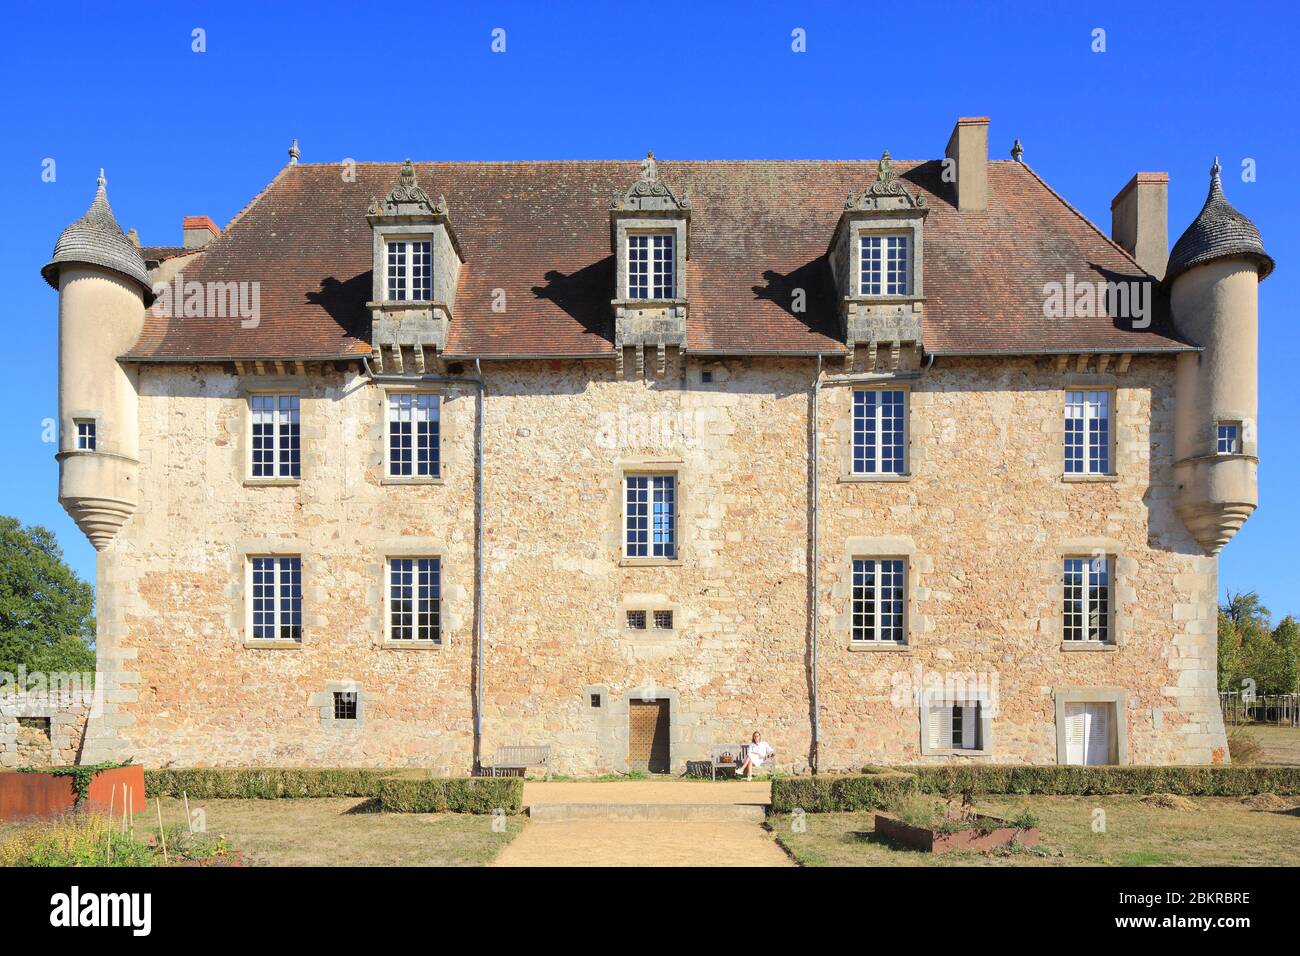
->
[80,352,1227,773]
[1,696,90,768]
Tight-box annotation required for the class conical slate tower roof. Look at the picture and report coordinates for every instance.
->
[1167,159,1273,283]
[42,170,154,301]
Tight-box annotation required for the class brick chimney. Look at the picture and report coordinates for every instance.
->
[1110,173,1168,279]
[182,215,220,250]
[945,117,989,211]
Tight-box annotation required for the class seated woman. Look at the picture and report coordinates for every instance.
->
[735,730,775,781]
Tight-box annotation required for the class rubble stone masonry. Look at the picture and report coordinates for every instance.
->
[80,354,1227,773]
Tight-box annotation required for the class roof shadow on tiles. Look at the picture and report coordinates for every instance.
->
[751,258,838,335]
[900,161,950,209]
[1086,263,1185,344]
[306,272,376,345]
[530,257,616,342]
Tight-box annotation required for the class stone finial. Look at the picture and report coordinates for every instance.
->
[640,150,657,183]
[288,139,301,164]
[127,227,140,247]
[367,159,438,218]
[845,149,926,210]
[1011,139,1024,163]
[611,151,687,212]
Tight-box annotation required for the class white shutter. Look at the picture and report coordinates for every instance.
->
[961,705,978,751]
[939,705,954,750]
[1064,703,1086,765]
[926,704,943,750]
[1085,703,1112,765]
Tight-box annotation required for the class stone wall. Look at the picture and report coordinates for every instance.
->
[83,354,1226,773]
[1,695,90,768]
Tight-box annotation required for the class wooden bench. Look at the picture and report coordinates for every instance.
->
[709,743,777,780]
[486,745,552,782]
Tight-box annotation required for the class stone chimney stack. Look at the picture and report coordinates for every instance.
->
[945,117,989,211]
[1110,172,1168,279]
[183,215,220,250]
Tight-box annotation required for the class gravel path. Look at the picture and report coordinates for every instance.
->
[492,819,792,867]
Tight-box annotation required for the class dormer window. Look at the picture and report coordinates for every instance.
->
[859,234,910,296]
[385,239,432,302]
[628,233,675,299]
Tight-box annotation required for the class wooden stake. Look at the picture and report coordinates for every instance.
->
[106,784,116,864]
[183,791,193,835]
[155,799,169,864]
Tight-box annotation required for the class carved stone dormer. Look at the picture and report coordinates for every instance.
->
[366,160,463,373]
[828,150,929,370]
[610,152,690,376]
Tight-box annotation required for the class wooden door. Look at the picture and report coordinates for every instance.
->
[629,699,670,773]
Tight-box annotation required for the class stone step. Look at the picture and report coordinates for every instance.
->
[527,802,767,823]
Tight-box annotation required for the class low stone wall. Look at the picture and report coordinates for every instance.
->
[0,694,91,768]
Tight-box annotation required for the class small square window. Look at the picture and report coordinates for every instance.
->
[1217,422,1242,455]
[74,420,96,451]
[653,610,673,630]
[333,692,357,721]
[701,370,713,384]
[626,610,647,630]
[590,693,602,708]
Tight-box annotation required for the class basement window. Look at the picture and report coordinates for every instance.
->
[385,239,432,302]
[387,392,440,479]
[248,556,303,642]
[388,557,441,643]
[851,558,906,644]
[250,394,301,479]
[653,610,673,630]
[1063,556,1113,644]
[1217,422,1242,455]
[852,389,907,475]
[626,610,647,630]
[591,693,602,708]
[74,420,96,450]
[333,691,358,721]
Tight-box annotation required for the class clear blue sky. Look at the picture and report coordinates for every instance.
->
[1,1,1296,620]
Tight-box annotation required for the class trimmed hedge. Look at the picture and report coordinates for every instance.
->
[770,771,916,813]
[376,777,523,814]
[144,768,395,800]
[903,764,1300,798]
[774,764,1300,812]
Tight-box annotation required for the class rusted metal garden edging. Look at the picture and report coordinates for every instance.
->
[0,764,145,821]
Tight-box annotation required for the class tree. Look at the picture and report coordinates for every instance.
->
[0,517,94,685]
[1218,611,1243,692]
[1271,616,1299,695]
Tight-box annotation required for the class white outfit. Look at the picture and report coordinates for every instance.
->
[747,741,774,767]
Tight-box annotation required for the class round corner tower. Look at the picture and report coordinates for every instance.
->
[41,171,153,551]
[1166,160,1273,555]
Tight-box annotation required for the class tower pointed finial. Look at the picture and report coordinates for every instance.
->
[1210,156,1221,178]
[97,168,106,188]
[1011,139,1024,163]
[288,138,300,164]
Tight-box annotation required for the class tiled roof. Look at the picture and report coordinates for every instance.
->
[1167,160,1273,283]
[123,159,1190,361]
[43,172,154,304]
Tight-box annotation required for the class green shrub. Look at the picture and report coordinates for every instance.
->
[144,768,392,800]
[900,765,1300,797]
[770,771,918,813]
[376,777,523,814]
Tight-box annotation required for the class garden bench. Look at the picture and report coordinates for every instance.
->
[710,743,777,780]
[486,745,552,782]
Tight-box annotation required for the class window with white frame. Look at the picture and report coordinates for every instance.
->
[625,474,677,559]
[74,420,96,451]
[250,394,301,479]
[925,700,984,752]
[1064,390,1111,475]
[387,557,441,643]
[851,557,906,643]
[1217,421,1242,455]
[852,389,907,475]
[1063,556,1112,643]
[1063,701,1116,765]
[249,556,302,642]
[385,239,433,302]
[387,392,440,478]
[627,233,675,299]
[859,234,910,296]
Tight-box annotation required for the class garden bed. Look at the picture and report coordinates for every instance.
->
[0,763,144,821]
[874,812,1040,854]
